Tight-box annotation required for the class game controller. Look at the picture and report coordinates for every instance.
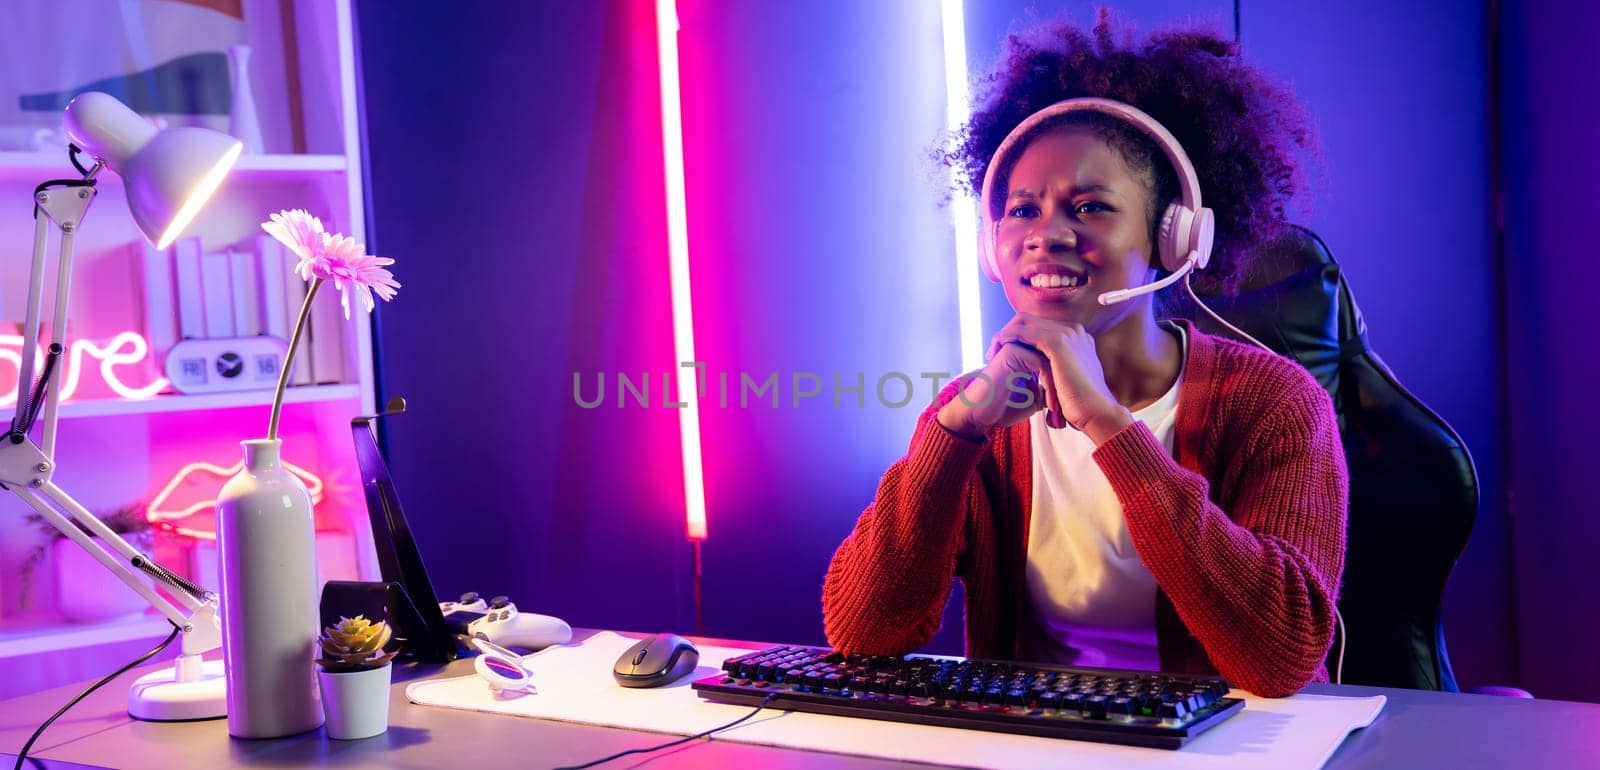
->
[439,592,572,652]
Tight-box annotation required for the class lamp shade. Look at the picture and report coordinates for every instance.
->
[63,92,243,249]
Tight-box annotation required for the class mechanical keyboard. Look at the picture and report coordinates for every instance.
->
[692,645,1244,750]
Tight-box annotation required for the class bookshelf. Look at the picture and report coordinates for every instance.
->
[47,383,360,419]
[0,0,379,697]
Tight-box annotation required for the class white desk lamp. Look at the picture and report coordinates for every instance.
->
[0,92,242,720]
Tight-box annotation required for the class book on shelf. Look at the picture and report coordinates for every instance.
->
[172,238,206,340]
[137,241,177,357]
[199,250,235,338]
[229,248,261,337]
[307,275,346,384]
[256,234,290,342]
[273,238,314,386]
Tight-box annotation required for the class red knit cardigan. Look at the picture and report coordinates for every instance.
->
[822,321,1348,698]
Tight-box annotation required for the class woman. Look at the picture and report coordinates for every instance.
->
[821,14,1346,698]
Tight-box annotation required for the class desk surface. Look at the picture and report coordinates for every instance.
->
[3,629,1598,770]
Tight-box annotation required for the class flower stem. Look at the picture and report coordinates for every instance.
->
[269,279,323,440]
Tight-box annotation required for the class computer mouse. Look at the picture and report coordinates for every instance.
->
[613,634,700,688]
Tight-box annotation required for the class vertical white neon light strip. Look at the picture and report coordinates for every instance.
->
[657,0,708,541]
[941,0,983,373]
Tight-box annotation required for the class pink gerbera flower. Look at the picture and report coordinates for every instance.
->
[257,209,402,440]
[260,209,325,262]
[317,233,401,318]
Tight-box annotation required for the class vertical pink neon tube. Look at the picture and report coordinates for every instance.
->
[656,0,708,542]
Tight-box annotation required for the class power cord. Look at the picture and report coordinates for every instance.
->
[12,621,180,770]
[552,692,778,770]
[1182,272,1272,352]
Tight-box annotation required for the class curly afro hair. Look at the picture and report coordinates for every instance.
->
[943,10,1321,292]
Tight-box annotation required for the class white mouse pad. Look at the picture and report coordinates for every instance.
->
[406,630,1383,770]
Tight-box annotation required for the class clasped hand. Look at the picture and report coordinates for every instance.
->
[937,313,1132,444]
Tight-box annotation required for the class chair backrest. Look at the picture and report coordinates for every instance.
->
[1165,226,1474,691]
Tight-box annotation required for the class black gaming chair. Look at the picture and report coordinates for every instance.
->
[1165,226,1473,691]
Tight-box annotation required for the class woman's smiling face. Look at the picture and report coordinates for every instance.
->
[995,127,1159,333]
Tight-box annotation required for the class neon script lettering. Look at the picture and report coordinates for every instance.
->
[0,331,169,406]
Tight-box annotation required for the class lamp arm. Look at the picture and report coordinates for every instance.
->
[3,473,220,650]
[1,166,223,660]
[34,182,94,461]
[12,213,50,431]
[40,221,77,460]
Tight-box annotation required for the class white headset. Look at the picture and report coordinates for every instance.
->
[978,98,1215,306]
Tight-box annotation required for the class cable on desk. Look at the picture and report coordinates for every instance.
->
[12,621,180,770]
[552,692,779,770]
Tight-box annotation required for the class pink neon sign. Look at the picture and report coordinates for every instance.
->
[0,331,169,406]
[146,458,326,540]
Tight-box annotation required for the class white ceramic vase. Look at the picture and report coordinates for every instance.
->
[227,44,265,153]
[217,438,323,738]
[317,664,392,740]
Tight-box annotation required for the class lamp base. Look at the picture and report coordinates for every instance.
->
[128,659,226,721]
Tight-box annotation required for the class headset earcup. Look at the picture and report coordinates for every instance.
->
[1157,204,1192,273]
[978,221,1000,281]
[1191,207,1215,271]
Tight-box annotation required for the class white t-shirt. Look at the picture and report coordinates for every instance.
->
[1020,327,1186,670]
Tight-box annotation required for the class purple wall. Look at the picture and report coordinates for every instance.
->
[356,2,694,633]
[1499,0,1600,702]
[358,0,960,646]
[358,2,1588,697]
[672,0,957,647]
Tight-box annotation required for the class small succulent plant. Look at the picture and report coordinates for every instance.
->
[318,615,399,672]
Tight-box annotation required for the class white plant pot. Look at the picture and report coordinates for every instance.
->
[56,535,152,623]
[317,665,392,740]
